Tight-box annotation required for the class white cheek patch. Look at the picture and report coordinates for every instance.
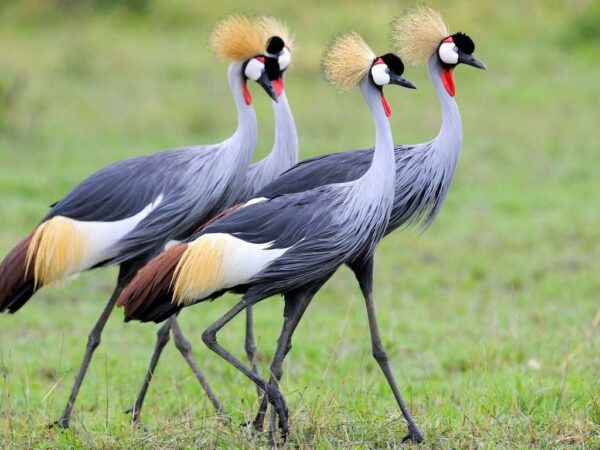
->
[439,42,459,65]
[278,48,291,70]
[244,58,264,81]
[371,64,390,86]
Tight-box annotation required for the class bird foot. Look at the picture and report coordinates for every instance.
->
[48,417,70,429]
[239,417,265,434]
[123,407,148,430]
[401,422,424,444]
[265,385,289,443]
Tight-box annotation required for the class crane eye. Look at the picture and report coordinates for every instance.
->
[438,42,459,65]
[371,63,390,86]
[244,58,265,81]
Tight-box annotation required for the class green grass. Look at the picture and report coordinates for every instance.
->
[0,0,599,448]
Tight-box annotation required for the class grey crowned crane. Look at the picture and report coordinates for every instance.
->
[0,14,287,428]
[117,32,416,442]
[127,16,297,424]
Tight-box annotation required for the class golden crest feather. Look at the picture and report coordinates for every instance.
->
[257,15,294,52]
[322,31,375,91]
[391,5,449,66]
[209,14,265,62]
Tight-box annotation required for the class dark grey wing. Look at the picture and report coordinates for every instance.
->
[43,146,225,265]
[255,149,373,198]
[197,190,331,249]
[44,148,203,223]
[256,145,434,235]
[100,147,233,264]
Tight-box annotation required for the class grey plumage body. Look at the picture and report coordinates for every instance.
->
[48,62,259,267]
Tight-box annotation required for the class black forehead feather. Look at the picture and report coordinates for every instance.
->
[266,36,285,54]
[379,53,404,75]
[451,32,475,54]
[264,57,281,80]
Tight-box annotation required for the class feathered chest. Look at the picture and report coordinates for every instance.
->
[388,143,460,232]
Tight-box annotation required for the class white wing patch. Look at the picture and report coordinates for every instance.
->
[215,234,286,289]
[73,194,164,270]
[27,195,165,286]
[172,232,288,304]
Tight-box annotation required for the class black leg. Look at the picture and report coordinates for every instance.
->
[244,306,262,398]
[49,282,124,428]
[170,317,224,414]
[351,257,424,444]
[49,262,139,429]
[252,289,316,434]
[125,318,172,424]
[201,294,290,439]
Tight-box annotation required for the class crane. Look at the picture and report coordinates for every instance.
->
[120,6,486,442]
[117,31,416,443]
[0,14,285,428]
[240,6,486,442]
[127,17,297,424]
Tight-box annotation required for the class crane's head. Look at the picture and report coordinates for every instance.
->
[258,16,294,99]
[264,35,291,99]
[209,14,282,104]
[241,53,280,104]
[436,32,486,96]
[241,35,291,105]
[391,5,486,97]
[370,53,416,116]
[322,31,416,118]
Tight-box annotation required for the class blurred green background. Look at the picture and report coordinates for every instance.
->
[0,0,598,448]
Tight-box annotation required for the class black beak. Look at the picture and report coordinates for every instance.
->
[256,70,278,102]
[458,52,487,70]
[389,73,417,89]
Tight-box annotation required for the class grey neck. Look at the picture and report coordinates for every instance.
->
[265,91,298,175]
[359,77,395,187]
[389,55,463,230]
[427,55,462,158]
[225,62,258,168]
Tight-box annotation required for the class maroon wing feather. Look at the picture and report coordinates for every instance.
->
[117,243,188,320]
[0,232,37,313]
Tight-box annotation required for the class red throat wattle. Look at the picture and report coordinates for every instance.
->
[242,82,252,105]
[272,77,284,97]
[441,67,456,97]
[381,93,392,117]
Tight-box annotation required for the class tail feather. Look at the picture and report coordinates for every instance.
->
[117,243,188,321]
[0,233,38,313]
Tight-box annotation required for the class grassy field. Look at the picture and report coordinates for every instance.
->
[0,0,599,448]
